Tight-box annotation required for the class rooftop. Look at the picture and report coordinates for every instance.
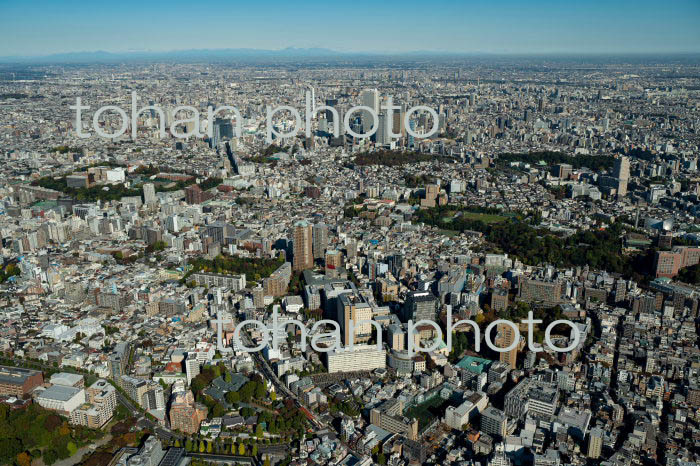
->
[38,384,83,402]
[456,356,493,374]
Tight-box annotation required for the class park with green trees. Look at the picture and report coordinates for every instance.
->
[353,150,456,167]
[0,403,104,466]
[415,205,641,276]
[183,253,285,285]
[31,173,222,203]
[496,151,615,171]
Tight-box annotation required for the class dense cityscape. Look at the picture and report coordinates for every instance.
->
[1,52,700,466]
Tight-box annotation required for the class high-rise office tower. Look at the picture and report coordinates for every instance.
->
[613,156,630,179]
[338,291,373,344]
[166,215,180,233]
[293,220,313,271]
[143,183,156,204]
[307,86,315,114]
[496,322,519,369]
[480,406,507,438]
[360,89,379,134]
[587,427,604,458]
[185,185,204,205]
[408,120,416,148]
[376,111,389,146]
[212,118,233,147]
[312,222,329,260]
[325,98,338,122]
[401,291,438,323]
[345,240,357,260]
[185,353,200,386]
[325,250,342,270]
[387,253,404,279]
[252,286,264,308]
[613,156,630,196]
[392,103,406,138]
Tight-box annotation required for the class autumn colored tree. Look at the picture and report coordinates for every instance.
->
[16,452,32,466]
[58,422,71,436]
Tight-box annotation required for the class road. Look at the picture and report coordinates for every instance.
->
[187,452,257,465]
[240,330,323,429]
[240,329,365,458]
[52,434,112,466]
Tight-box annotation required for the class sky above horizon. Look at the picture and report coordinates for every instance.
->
[1,0,699,56]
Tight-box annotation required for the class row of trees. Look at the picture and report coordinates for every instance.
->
[185,438,257,455]
[189,459,271,466]
[353,150,440,167]
[51,145,84,154]
[416,205,633,274]
[33,176,143,202]
[497,151,615,171]
[198,177,223,191]
[32,172,221,203]
[184,254,285,283]
[403,173,437,188]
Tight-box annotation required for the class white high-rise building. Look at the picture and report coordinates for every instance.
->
[325,345,386,374]
[489,443,512,466]
[185,353,200,386]
[306,86,316,115]
[360,89,379,134]
[166,215,180,233]
[143,183,156,204]
[613,156,630,196]
[376,111,390,147]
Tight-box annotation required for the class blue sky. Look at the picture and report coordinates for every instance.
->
[1,0,699,56]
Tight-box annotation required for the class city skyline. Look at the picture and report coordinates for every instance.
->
[1,0,699,57]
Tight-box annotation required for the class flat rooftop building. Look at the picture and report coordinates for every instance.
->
[36,384,85,414]
[0,365,44,397]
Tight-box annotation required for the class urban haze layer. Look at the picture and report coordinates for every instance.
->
[1,53,700,466]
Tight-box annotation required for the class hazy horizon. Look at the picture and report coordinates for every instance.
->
[1,0,699,57]
[4,47,700,60]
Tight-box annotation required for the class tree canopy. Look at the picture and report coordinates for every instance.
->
[497,151,615,172]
